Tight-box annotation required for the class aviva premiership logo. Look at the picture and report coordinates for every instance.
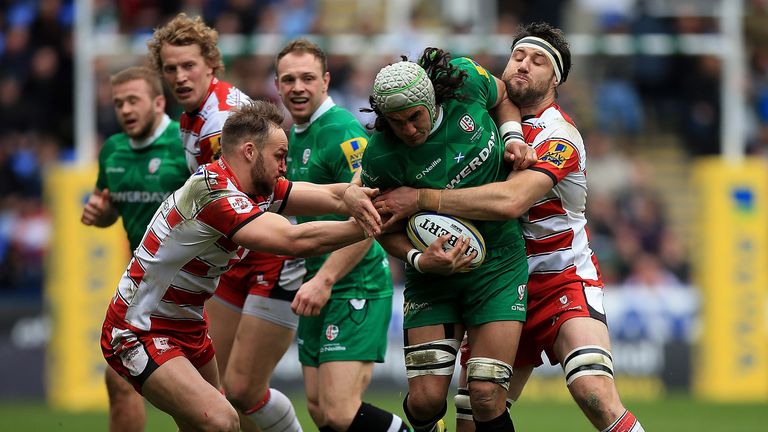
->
[459,114,475,132]
[325,324,339,341]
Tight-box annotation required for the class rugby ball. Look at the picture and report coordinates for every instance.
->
[406,211,486,269]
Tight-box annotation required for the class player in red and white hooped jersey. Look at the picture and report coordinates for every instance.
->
[147,13,307,432]
[100,99,382,432]
[180,76,251,172]
[372,22,644,432]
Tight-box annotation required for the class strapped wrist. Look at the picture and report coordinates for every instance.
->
[499,121,526,145]
[406,248,424,273]
[417,189,442,212]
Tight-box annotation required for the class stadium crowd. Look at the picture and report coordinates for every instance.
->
[0,0,764,306]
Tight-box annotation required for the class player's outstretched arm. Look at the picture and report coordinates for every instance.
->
[376,169,554,222]
[284,181,381,236]
[81,188,119,227]
[231,211,368,258]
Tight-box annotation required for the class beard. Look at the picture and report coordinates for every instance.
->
[249,153,273,197]
[125,117,155,141]
[504,78,548,108]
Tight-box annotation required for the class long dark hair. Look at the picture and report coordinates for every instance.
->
[363,47,468,135]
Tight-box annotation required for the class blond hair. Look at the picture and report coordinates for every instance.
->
[147,13,224,75]
[110,66,163,97]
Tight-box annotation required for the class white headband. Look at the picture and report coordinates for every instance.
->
[513,36,564,84]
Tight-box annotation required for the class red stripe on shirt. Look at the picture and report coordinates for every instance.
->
[528,199,566,222]
[162,285,209,307]
[142,230,161,256]
[526,230,574,256]
[166,207,183,228]
[181,257,211,277]
[127,258,146,287]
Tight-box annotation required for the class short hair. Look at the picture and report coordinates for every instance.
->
[275,38,328,74]
[221,100,285,154]
[147,13,224,75]
[511,22,572,84]
[110,66,163,98]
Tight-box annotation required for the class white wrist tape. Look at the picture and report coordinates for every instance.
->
[499,121,525,145]
[406,248,424,273]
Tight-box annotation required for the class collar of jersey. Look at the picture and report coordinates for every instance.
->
[129,114,171,150]
[293,96,334,134]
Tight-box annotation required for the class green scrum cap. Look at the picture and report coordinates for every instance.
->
[373,61,436,122]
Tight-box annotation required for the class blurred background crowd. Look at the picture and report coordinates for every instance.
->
[1,0,765,315]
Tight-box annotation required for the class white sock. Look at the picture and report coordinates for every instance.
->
[244,388,302,432]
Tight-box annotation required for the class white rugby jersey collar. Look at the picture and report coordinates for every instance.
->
[294,97,334,134]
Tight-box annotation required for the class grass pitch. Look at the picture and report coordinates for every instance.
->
[0,393,764,431]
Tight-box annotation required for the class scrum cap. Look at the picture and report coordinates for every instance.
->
[373,61,436,121]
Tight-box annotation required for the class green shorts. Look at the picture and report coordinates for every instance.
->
[298,297,392,367]
[402,244,528,329]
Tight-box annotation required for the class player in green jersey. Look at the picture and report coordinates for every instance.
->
[360,49,534,432]
[81,66,189,432]
[276,38,407,432]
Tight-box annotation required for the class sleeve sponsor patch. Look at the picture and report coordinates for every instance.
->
[228,196,254,214]
[340,137,367,172]
[465,58,490,81]
[539,140,576,169]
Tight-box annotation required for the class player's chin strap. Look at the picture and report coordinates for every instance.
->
[404,338,461,378]
[465,357,513,390]
[562,345,614,386]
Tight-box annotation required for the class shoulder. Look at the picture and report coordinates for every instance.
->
[100,133,127,155]
[204,81,250,119]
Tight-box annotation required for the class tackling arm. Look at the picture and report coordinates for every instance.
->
[231,211,368,258]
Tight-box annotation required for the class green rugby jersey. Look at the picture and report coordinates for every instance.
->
[361,57,524,250]
[96,117,189,251]
[286,100,391,299]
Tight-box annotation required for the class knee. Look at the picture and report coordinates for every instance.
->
[467,380,505,415]
[222,378,249,411]
[199,404,239,432]
[306,396,324,424]
[323,406,356,431]
[407,388,446,419]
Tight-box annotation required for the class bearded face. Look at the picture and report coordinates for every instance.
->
[249,152,273,197]
[502,68,551,108]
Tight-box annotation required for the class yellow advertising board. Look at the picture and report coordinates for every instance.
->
[45,163,128,410]
[692,157,768,401]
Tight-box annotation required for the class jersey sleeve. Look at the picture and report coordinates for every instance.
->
[319,125,368,183]
[530,137,582,184]
[196,192,264,238]
[267,178,292,214]
[452,57,498,110]
[197,110,229,164]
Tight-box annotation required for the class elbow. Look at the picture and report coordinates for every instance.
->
[497,199,527,219]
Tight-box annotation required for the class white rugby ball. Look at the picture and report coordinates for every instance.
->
[406,211,486,269]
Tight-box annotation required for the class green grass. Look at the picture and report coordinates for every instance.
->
[1,393,765,431]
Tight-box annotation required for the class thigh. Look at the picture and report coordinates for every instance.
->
[142,356,231,426]
[467,320,523,366]
[205,297,242,374]
[553,317,612,363]
[226,313,295,388]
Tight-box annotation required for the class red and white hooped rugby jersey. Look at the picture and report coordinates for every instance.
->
[106,157,292,334]
[523,103,603,292]
[180,77,251,172]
